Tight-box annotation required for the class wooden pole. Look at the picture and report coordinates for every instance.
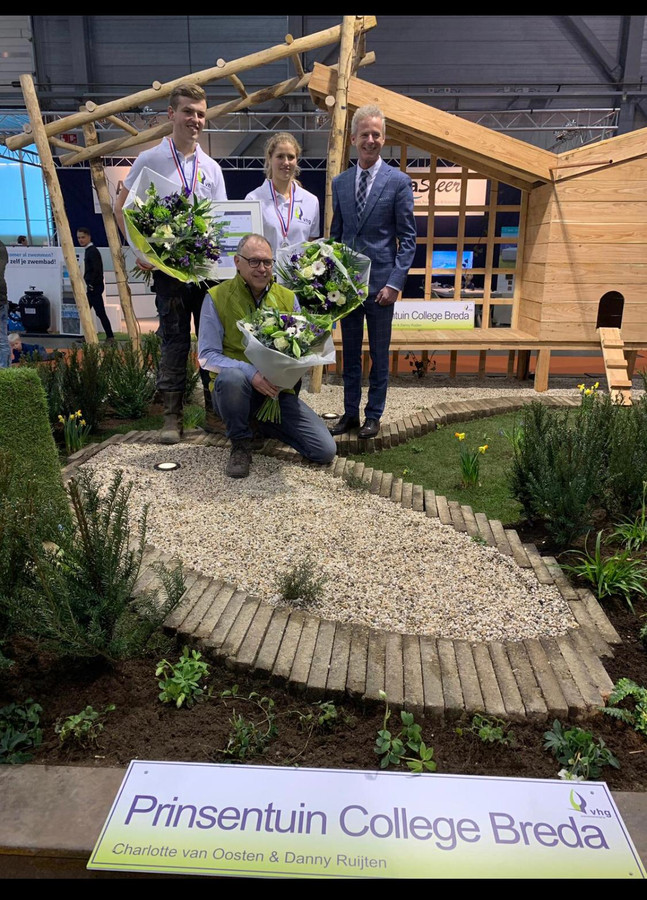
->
[82,118,140,350]
[310,16,357,395]
[19,74,98,343]
[6,17,377,152]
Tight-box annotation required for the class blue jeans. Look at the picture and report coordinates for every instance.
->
[339,295,394,420]
[213,368,336,464]
[0,302,9,368]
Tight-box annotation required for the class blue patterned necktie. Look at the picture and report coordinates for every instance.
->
[356,168,369,218]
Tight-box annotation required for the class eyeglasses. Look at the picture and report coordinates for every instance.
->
[238,255,274,269]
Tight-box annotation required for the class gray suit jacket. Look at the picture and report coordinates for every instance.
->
[330,161,416,296]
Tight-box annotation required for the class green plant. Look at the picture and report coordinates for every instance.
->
[471,534,487,546]
[275,555,328,606]
[342,471,371,492]
[561,530,647,614]
[57,409,92,455]
[295,700,353,732]
[156,646,210,708]
[184,345,201,405]
[374,691,436,773]
[0,699,43,764]
[218,688,278,761]
[55,704,115,748]
[7,469,186,661]
[543,719,620,781]
[183,404,206,430]
[610,481,647,551]
[469,714,515,747]
[455,431,487,488]
[499,419,524,453]
[105,340,156,419]
[600,678,647,738]
[404,350,436,379]
[56,343,109,432]
[140,331,162,375]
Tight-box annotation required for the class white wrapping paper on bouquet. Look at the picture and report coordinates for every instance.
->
[236,322,336,389]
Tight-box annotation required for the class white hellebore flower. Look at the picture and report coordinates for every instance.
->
[328,290,345,306]
[558,768,585,782]
[273,336,289,351]
[312,260,326,275]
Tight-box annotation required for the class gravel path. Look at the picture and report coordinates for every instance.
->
[77,373,615,643]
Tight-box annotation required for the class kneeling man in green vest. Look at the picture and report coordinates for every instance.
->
[198,233,337,479]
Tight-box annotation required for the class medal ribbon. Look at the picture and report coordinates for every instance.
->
[269,180,295,242]
[169,138,199,195]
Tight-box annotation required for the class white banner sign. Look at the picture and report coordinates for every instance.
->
[408,166,487,214]
[5,247,64,332]
[87,762,645,879]
[393,300,475,330]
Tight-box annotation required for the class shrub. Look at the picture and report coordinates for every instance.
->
[106,340,156,419]
[561,530,647,614]
[157,647,210,708]
[601,678,647,738]
[543,719,620,781]
[275,555,328,606]
[0,700,43,764]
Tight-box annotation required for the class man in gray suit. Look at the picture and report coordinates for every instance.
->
[329,104,416,439]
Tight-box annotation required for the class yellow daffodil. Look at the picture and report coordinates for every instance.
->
[584,388,592,396]
[80,419,86,427]
[57,415,65,423]
[455,432,465,440]
[479,444,488,454]
[76,410,82,417]
[593,382,599,390]
[577,384,585,391]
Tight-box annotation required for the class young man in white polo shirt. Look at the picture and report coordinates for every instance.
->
[115,82,227,443]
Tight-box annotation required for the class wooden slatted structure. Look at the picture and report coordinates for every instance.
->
[309,64,647,397]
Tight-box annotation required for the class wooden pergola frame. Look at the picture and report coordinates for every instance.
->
[5,16,376,352]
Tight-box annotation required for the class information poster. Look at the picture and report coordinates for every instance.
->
[88,762,645,879]
[5,246,64,332]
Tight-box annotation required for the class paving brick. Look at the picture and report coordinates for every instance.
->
[379,472,393,498]
[489,520,513,556]
[523,638,569,719]
[554,634,605,710]
[385,632,404,709]
[332,456,346,477]
[543,556,580,601]
[567,601,615,658]
[412,484,424,512]
[403,415,415,439]
[424,489,438,517]
[410,412,423,437]
[487,641,526,721]
[307,619,337,699]
[401,481,413,509]
[539,636,588,718]
[353,461,365,481]
[193,584,237,641]
[505,529,532,568]
[207,588,248,648]
[577,588,622,645]
[220,596,261,662]
[419,636,444,716]
[271,610,305,684]
[523,543,557,585]
[162,573,211,631]
[448,500,467,533]
[453,640,484,713]
[326,623,352,698]
[178,579,226,637]
[253,606,291,675]
[461,505,480,538]
[436,495,453,525]
[370,469,383,494]
[346,625,369,698]
[342,459,356,479]
[505,641,548,721]
[437,638,464,716]
[568,628,616,700]
[402,634,425,718]
[365,629,387,702]
[474,512,497,547]
[290,615,320,692]
[361,466,373,486]
[390,477,403,504]
[471,643,506,718]
[233,602,275,672]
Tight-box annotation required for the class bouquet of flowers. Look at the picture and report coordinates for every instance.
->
[236,307,335,423]
[122,167,227,284]
[275,238,371,321]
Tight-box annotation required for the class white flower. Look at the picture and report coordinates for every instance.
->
[273,336,289,351]
[312,260,326,275]
[328,290,345,306]
[242,322,254,332]
[558,768,584,782]
[285,327,297,336]
[319,243,335,258]
[301,265,314,280]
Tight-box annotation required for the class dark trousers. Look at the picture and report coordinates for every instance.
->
[153,272,210,394]
[340,295,394,420]
[87,289,114,340]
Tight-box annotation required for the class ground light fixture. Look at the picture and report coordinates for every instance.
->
[321,412,339,420]
[154,461,181,471]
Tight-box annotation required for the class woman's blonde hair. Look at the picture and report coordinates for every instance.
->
[263,132,302,180]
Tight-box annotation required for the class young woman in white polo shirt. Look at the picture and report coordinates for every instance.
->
[245,132,320,255]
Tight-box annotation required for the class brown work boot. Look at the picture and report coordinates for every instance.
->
[225,440,252,479]
[203,387,226,435]
[159,391,184,444]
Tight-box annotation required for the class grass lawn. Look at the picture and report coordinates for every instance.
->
[349,411,525,525]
